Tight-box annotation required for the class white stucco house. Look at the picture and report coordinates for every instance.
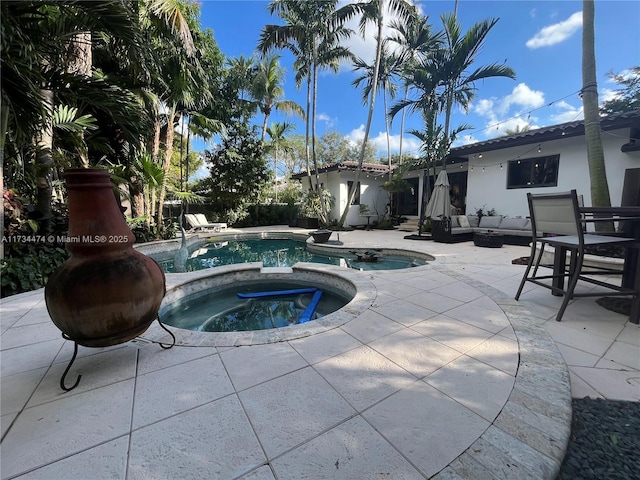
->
[293,161,395,227]
[293,110,640,225]
[447,109,640,218]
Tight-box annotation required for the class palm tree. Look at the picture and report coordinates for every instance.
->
[352,41,401,180]
[437,13,515,152]
[259,0,353,193]
[144,0,213,231]
[388,8,442,166]
[582,0,612,229]
[503,124,533,135]
[389,14,515,168]
[337,0,414,227]
[266,121,296,202]
[1,1,151,235]
[250,53,304,142]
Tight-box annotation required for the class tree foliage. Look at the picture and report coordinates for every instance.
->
[194,123,269,220]
[600,66,640,115]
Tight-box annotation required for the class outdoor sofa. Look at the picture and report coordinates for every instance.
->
[431,215,533,245]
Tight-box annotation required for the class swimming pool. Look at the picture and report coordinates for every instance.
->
[155,238,429,273]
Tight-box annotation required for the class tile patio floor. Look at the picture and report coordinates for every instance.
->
[1,226,638,479]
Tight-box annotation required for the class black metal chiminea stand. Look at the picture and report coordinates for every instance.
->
[59,318,176,392]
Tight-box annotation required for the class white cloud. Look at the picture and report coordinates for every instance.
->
[529,8,537,19]
[473,83,545,118]
[346,124,366,144]
[337,0,423,71]
[526,11,582,49]
[500,83,545,113]
[491,117,540,138]
[549,100,583,123]
[474,98,495,117]
[317,113,337,129]
[600,88,619,104]
[346,124,421,156]
[455,134,480,147]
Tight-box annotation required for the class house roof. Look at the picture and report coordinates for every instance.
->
[447,110,640,158]
[291,161,392,179]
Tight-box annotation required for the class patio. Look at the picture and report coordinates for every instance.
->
[1,227,638,479]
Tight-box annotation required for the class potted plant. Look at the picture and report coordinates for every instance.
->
[295,189,334,229]
[309,229,332,243]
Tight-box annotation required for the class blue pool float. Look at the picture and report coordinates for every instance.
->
[299,289,323,323]
[237,288,318,299]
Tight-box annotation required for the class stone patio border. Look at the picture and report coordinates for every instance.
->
[431,265,572,480]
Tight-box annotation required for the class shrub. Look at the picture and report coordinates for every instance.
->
[1,245,69,297]
[474,206,497,218]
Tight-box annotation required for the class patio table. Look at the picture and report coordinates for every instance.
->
[473,231,504,248]
[360,214,377,230]
[551,205,640,323]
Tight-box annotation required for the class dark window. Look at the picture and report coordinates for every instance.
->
[507,155,559,189]
[347,181,361,205]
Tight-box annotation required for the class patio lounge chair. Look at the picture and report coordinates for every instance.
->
[184,214,227,232]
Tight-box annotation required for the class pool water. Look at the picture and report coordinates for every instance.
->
[160,281,350,332]
[158,239,427,273]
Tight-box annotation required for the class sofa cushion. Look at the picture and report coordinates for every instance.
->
[479,215,503,229]
[466,215,479,228]
[450,216,460,228]
[458,215,470,228]
[523,218,532,230]
[499,217,529,230]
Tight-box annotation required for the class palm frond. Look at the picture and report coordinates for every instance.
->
[52,104,97,133]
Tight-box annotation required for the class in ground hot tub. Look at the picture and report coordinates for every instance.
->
[147,264,376,346]
[162,280,351,332]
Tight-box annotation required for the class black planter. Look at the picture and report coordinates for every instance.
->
[310,229,332,243]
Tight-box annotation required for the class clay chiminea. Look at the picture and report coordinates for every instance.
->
[45,168,169,390]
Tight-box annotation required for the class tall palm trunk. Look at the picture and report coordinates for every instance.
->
[442,86,454,172]
[384,89,392,182]
[65,31,92,167]
[304,72,313,190]
[274,144,279,203]
[582,0,612,232]
[35,89,54,234]
[260,108,270,142]
[338,0,384,226]
[146,117,162,228]
[398,84,409,166]
[128,148,144,218]
[312,58,328,223]
[156,107,178,231]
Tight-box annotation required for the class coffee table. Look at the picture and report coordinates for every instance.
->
[474,231,504,248]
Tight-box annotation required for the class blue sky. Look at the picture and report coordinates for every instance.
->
[193,0,639,160]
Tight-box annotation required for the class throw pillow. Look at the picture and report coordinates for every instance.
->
[467,215,480,228]
[450,216,460,228]
[458,215,470,228]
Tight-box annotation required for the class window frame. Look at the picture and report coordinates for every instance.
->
[507,154,560,189]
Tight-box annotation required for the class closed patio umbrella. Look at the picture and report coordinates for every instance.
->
[424,170,451,219]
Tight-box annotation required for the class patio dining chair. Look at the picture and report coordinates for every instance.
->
[514,190,639,323]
